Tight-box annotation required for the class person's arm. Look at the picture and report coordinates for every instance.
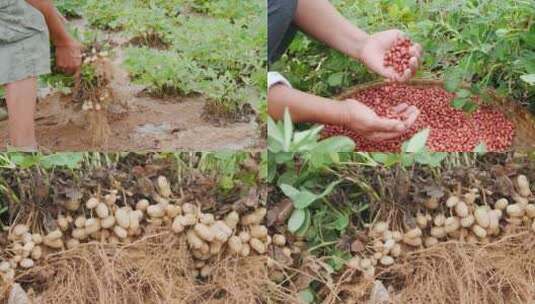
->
[268,84,419,141]
[293,0,422,82]
[293,0,368,60]
[25,0,69,46]
[25,0,81,74]
[268,83,346,125]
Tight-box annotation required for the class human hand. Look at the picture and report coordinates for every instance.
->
[358,29,422,82]
[55,39,82,74]
[337,99,419,141]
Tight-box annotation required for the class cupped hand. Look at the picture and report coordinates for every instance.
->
[358,29,422,82]
[55,40,82,74]
[337,99,420,141]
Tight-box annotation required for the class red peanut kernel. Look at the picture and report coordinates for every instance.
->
[323,84,514,152]
[384,37,413,75]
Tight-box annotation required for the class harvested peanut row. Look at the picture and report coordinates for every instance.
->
[329,175,534,278]
[0,175,269,281]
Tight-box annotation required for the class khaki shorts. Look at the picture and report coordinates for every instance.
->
[0,0,51,85]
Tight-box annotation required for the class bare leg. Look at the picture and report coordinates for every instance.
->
[5,77,38,150]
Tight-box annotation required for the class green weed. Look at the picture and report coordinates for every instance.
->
[53,0,87,17]
[123,47,210,96]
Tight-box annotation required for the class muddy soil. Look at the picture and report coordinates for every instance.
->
[0,20,265,152]
[0,93,262,151]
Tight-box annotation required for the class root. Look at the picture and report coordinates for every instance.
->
[86,110,111,147]
[73,45,119,148]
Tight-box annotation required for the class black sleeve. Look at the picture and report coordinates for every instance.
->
[268,0,299,66]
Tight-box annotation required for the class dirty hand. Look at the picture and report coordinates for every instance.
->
[358,29,422,82]
[55,39,82,74]
[337,99,420,141]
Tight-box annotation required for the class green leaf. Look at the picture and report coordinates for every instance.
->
[520,54,535,74]
[451,97,467,109]
[281,180,341,209]
[404,128,430,153]
[428,152,448,166]
[291,189,318,209]
[520,74,535,85]
[474,142,487,154]
[283,108,293,151]
[371,152,401,167]
[219,175,235,190]
[334,213,349,231]
[311,136,355,153]
[298,288,315,304]
[462,101,479,113]
[480,43,492,54]
[280,184,317,209]
[308,136,355,167]
[292,125,323,149]
[267,117,284,152]
[400,153,416,167]
[295,209,311,237]
[456,89,471,98]
[444,72,462,92]
[328,249,352,272]
[274,152,294,164]
[470,83,482,95]
[277,170,298,187]
[9,153,39,169]
[370,153,388,163]
[495,28,508,37]
[414,151,447,167]
[318,180,342,199]
[40,153,84,169]
[288,209,306,233]
[327,72,344,87]
[267,155,277,183]
[279,184,301,200]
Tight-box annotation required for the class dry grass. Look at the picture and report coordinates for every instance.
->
[5,231,282,304]
[0,283,10,303]
[328,230,535,304]
[390,231,535,304]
